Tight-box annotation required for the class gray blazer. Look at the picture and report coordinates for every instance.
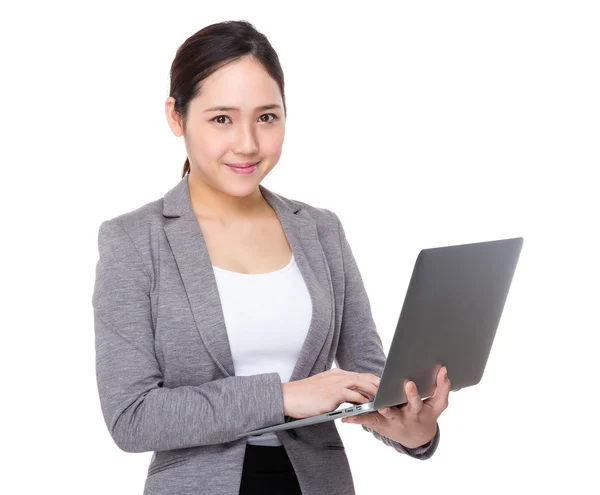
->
[92,175,440,495]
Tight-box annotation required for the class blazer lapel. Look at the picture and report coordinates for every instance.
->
[162,176,334,384]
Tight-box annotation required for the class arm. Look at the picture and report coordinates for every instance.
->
[330,210,440,460]
[360,423,440,459]
[92,219,285,453]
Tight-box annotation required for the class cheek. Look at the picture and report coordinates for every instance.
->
[193,130,229,159]
[261,129,285,157]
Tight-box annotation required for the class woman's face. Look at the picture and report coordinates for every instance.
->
[166,56,286,197]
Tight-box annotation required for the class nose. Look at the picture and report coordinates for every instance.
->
[232,122,259,155]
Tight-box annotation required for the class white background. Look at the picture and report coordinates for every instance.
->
[1,1,598,493]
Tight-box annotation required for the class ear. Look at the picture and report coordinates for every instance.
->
[165,97,184,137]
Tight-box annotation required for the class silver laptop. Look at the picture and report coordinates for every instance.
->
[236,236,524,439]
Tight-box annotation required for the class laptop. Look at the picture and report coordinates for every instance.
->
[235,236,524,439]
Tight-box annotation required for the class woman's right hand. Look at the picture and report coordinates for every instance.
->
[282,368,381,419]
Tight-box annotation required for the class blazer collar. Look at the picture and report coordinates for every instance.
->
[162,175,334,384]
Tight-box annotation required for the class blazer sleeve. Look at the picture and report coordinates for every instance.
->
[92,219,285,453]
[330,210,441,460]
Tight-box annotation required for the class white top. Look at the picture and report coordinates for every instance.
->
[212,253,312,446]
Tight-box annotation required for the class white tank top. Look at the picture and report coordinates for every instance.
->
[212,253,312,446]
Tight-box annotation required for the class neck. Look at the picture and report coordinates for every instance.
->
[187,172,268,222]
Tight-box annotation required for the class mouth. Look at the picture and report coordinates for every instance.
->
[225,161,259,175]
[225,161,258,169]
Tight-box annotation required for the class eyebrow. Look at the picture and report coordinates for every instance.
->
[204,104,283,113]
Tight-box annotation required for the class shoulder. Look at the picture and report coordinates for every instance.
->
[96,197,163,249]
[98,198,162,230]
[271,189,341,230]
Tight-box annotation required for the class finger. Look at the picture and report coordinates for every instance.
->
[349,387,373,402]
[377,406,398,420]
[345,374,378,400]
[360,374,381,398]
[427,366,450,412]
[369,373,382,386]
[405,380,423,415]
[342,410,383,427]
[344,388,371,405]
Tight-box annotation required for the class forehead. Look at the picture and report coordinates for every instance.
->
[195,57,281,109]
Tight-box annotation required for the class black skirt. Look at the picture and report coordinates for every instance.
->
[238,444,302,495]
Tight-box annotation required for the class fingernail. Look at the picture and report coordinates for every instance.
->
[444,367,448,377]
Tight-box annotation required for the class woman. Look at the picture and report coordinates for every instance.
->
[92,20,449,495]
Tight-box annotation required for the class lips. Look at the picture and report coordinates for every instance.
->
[225,162,257,168]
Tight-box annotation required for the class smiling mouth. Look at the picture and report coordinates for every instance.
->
[225,161,259,168]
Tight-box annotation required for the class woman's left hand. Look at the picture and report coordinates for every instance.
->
[342,366,451,449]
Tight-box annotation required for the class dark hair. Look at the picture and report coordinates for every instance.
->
[168,20,287,178]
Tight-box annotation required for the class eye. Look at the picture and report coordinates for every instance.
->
[259,113,279,123]
[211,115,232,125]
[210,113,280,126]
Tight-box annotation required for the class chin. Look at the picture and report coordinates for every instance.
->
[221,180,262,197]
